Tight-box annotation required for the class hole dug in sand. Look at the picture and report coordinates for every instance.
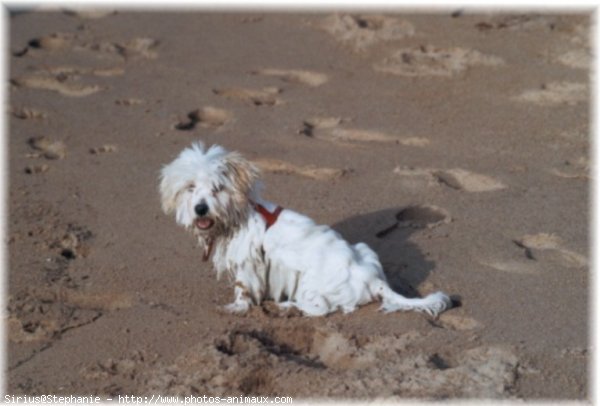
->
[145,325,519,398]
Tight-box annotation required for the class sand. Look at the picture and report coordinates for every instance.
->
[6,9,590,401]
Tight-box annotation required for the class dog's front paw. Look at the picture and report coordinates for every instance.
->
[221,301,250,315]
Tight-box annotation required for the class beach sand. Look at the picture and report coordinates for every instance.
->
[6,9,591,400]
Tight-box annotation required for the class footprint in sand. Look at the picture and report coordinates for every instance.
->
[251,68,328,87]
[81,350,148,382]
[8,284,129,346]
[253,158,348,181]
[11,65,121,98]
[374,46,504,77]
[392,166,441,189]
[85,37,159,60]
[11,106,47,120]
[89,144,118,154]
[481,233,587,274]
[553,23,590,70]
[7,316,58,343]
[480,259,539,275]
[549,157,589,180]
[328,128,429,145]
[433,169,507,192]
[174,107,232,131]
[475,14,558,32]
[12,75,104,97]
[66,36,160,60]
[301,116,430,146]
[63,9,117,19]
[8,290,131,344]
[438,313,482,331]
[51,225,94,259]
[213,87,282,106]
[320,14,415,52]
[41,65,125,77]
[28,136,66,160]
[394,166,507,192]
[115,98,145,106]
[18,32,159,60]
[555,49,591,70]
[24,164,49,175]
[559,125,589,143]
[11,64,121,99]
[31,287,133,312]
[515,82,588,106]
[299,116,346,138]
[376,205,451,237]
[20,32,75,53]
[514,233,587,268]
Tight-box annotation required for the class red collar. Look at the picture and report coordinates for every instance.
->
[252,202,284,229]
[202,202,283,262]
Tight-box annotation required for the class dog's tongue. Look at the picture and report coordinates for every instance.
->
[196,218,213,229]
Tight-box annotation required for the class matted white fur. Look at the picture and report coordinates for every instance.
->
[159,142,452,317]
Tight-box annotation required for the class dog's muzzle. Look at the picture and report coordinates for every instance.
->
[194,201,214,230]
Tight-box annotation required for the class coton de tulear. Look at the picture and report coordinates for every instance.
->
[159,142,452,317]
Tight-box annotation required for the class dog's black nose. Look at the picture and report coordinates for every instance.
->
[195,202,209,217]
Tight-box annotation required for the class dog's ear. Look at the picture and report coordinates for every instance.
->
[159,164,185,215]
[222,152,259,198]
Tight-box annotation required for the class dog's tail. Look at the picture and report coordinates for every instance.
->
[370,279,452,317]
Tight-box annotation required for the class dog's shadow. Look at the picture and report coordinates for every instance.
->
[332,207,441,298]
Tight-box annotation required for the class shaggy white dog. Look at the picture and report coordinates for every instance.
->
[160,142,452,317]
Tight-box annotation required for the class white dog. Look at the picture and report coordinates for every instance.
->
[159,142,452,317]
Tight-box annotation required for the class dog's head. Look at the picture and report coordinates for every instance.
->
[159,142,259,240]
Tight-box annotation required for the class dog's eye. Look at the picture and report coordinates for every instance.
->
[212,184,224,195]
[186,183,195,192]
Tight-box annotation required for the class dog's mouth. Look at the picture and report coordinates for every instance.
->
[195,217,215,230]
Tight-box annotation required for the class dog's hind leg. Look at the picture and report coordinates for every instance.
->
[370,279,452,317]
[294,290,332,316]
